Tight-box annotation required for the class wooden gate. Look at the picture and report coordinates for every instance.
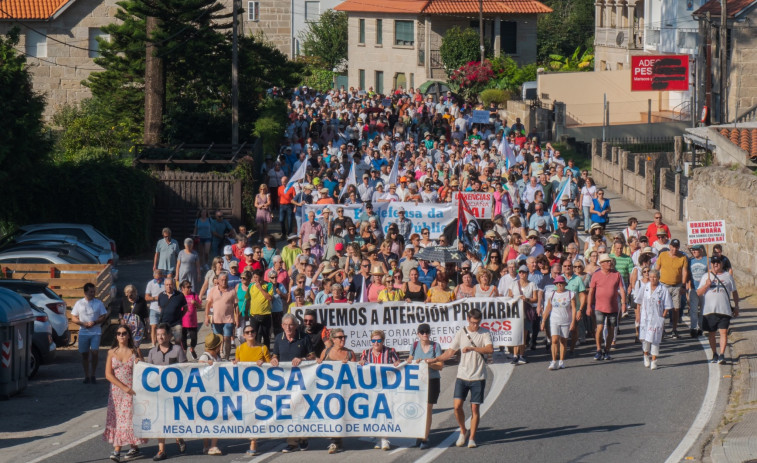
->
[152,171,242,242]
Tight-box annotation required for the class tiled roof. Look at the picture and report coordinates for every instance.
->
[693,0,757,18]
[423,0,552,14]
[334,0,429,14]
[334,0,552,14]
[718,127,757,158]
[0,0,72,20]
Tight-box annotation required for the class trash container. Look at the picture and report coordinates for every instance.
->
[0,287,34,399]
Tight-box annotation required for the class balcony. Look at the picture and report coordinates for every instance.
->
[595,27,643,50]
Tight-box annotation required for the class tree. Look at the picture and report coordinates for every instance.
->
[537,0,595,63]
[439,26,492,75]
[82,0,303,145]
[0,28,50,183]
[300,10,347,70]
[549,46,594,71]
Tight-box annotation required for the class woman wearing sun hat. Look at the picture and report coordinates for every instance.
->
[541,275,576,370]
[367,264,386,302]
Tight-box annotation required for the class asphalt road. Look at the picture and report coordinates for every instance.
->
[20,313,712,463]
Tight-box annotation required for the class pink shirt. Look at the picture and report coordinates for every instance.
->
[182,293,201,328]
[590,270,623,314]
[207,286,237,324]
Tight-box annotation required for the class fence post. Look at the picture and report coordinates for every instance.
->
[645,156,655,208]
[674,171,682,223]
[648,99,652,124]
[674,136,684,168]
[659,167,668,215]
[619,150,626,195]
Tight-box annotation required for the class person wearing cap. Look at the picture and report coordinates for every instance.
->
[221,245,239,272]
[316,186,335,205]
[392,206,412,241]
[655,238,689,339]
[525,229,545,256]
[541,275,576,370]
[687,244,709,337]
[645,211,671,245]
[407,323,444,450]
[697,255,740,365]
[198,332,224,455]
[587,253,626,361]
[280,234,303,271]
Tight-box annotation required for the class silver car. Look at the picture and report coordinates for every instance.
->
[5,223,119,266]
[1,239,118,281]
[0,280,71,347]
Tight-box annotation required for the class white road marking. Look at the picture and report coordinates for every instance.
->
[664,337,721,463]
[413,362,515,463]
[26,429,103,463]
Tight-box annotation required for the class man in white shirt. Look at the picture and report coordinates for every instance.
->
[435,309,493,449]
[71,283,108,384]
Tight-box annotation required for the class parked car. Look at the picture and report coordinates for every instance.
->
[1,223,119,266]
[0,280,70,347]
[29,303,56,378]
[2,233,112,264]
[0,242,118,281]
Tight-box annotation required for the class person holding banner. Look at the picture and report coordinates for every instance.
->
[317,328,356,454]
[359,329,400,451]
[232,324,272,456]
[146,324,187,460]
[198,333,223,455]
[435,309,493,449]
[427,272,455,303]
[104,326,146,463]
[407,323,444,450]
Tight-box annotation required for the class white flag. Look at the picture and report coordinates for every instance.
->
[284,160,308,193]
[387,154,399,186]
[340,162,357,199]
[498,137,517,170]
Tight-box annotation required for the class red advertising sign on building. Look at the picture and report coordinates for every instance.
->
[631,55,689,91]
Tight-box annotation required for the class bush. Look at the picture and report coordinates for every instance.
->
[6,158,155,256]
[440,26,491,74]
[479,89,511,107]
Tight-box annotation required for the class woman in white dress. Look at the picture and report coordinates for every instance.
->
[635,269,673,370]
[541,276,576,370]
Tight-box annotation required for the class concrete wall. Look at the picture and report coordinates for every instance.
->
[243,0,292,56]
[728,23,757,120]
[687,166,757,287]
[538,70,670,125]
[345,14,426,91]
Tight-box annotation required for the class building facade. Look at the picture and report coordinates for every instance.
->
[334,0,550,93]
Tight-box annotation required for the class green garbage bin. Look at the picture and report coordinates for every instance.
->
[0,287,34,399]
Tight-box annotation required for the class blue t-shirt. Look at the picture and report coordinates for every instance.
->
[417,266,437,289]
[410,341,443,379]
[689,256,708,289]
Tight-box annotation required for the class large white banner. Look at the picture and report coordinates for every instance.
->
[132,362,428,439]
[290,297,524,351]
[304,202,456,239]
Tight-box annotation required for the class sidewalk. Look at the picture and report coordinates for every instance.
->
[599,188,757,463]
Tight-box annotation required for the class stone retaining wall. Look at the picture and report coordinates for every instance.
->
[687,166,757,287]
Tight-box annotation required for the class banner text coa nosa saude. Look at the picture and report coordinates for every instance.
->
[290,297,524,351]
[132,362,428,439]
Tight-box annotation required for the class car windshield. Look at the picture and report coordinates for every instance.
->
[0,230,25,251]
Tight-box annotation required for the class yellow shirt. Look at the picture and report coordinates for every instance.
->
[378,288,405,302]
[248,283,273,316]
[427,287,455,303]
[657,251,687,286]
[235,343,271,362]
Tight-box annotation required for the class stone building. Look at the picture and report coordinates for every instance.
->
[333,0,551,93]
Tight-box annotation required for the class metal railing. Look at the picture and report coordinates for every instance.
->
[595,27,643,49]
[606,137,675,153]
[664,170,676,192]
[637,158,646,176]
[626,153,636,171]
[430,49,443,69]
[735,103,757,123]
[671,100,691,121]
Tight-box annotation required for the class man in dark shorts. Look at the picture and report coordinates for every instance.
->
[435,309,493,449]
[587,253,626,361]
[697,255,740,364]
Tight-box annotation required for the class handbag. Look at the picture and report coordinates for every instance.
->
[517,281,537,322]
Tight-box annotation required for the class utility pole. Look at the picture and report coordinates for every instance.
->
[719,0,727,123]
[144,15,164,145]
[231,0,239,146]
[705,12,712,125]
[479,0,484,63]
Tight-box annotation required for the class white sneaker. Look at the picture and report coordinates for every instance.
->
[467,439,477,448]
[558,360,565,369]
[548,361,557,370]
[643,355,650,368]
[455,430,469,447]
[381,438,391,451]
[650,360,658,370]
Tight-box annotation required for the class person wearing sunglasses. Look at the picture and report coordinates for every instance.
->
[697,255,740,365]
[233,325,271,456]
[407,323,443,450]
[359,330,400,450]
[104,327,146,462]
[317,328,356,454]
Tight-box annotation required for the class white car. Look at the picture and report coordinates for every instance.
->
[0,280,70,347]
[4,223,119,266]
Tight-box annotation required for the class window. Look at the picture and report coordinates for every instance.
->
[305,1,320,22]
[501,21,517,54]
[247,1,260,21]
[88,28,110,58]
[376,19,382,45]
[359,19,365,44]
[394,72,406,90]
[359,69,365,89]
[375,70,384,94]
[394,20,414,46]
[25,29,46,58]
[410,73,414,89]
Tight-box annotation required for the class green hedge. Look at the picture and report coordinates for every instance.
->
[479,89,511,107]
[6,158,155,256]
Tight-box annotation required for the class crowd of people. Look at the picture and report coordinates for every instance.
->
[85,85,741,461]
